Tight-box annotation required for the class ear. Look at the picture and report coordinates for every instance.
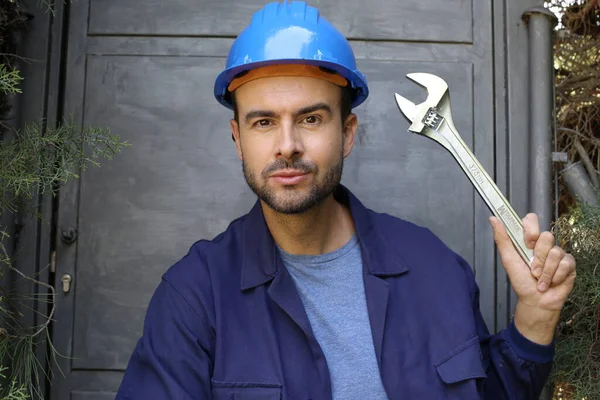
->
[342,113,358,158]
[230,119,243,161]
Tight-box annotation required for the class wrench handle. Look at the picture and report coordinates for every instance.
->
[435,120,534,269]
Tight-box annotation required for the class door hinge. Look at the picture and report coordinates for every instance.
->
[50,250,56,273]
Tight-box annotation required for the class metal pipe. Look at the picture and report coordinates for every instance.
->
[523,6,557,232]
[522,7,558,400]
[560,161,599,206]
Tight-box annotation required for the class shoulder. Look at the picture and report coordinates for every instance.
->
[368,209,455,257]
[368,208,474,275]
[367,208,478,301]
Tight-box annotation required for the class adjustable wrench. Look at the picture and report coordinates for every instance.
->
[394,72,534,269]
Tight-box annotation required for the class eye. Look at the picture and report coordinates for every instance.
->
[303,115,321,124]
[253,119,272,127]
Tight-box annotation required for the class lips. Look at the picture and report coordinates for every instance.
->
[270,170,309,185]
[271,170,307,177]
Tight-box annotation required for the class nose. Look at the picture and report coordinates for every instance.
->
[276,120,304,160]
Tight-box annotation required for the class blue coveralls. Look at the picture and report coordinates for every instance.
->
[117,185,554,399]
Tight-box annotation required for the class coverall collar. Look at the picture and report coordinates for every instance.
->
[240,184,410,290]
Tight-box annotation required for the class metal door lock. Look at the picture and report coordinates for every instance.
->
[61,274,72,293]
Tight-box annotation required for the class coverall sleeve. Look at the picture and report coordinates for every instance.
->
[116,277,214,399]
[457,254,555,399]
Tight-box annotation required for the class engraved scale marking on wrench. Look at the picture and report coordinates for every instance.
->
[394,73,534,269]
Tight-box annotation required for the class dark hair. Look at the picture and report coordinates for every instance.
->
[229,84,354,125]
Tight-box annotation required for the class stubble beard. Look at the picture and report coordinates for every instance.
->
[242,151,344,214]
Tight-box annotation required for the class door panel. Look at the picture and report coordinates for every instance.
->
[73,55,252,369]
[89,0,473,43]
[52,0,501,397]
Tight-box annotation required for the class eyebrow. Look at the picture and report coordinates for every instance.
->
[244,102,333,125]
[296,103,332,117]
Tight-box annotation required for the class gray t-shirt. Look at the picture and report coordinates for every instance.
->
[278,235,389,400]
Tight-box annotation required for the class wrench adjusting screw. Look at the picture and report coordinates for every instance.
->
[423,108,443,130]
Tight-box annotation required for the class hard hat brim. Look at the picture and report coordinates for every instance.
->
[214,59,369,111]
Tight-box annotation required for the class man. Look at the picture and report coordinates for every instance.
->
[117,2,576,399]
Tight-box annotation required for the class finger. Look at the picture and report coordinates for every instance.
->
[551,253,576,286]
[523,213,540,249]
[537,245,565,292]
[531,231,555,278]
[490,217,512,254]
[490,216,524,273]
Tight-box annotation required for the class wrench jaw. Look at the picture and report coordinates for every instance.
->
[405,73,448,106]
[394,93,422,133]
[395,72,451,134]
[394,93,434,134]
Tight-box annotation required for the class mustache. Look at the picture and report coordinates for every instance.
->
[262,159,317,177]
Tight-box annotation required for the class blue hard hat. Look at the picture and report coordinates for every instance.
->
[213,1,369,110]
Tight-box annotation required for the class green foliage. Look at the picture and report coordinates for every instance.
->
[0,367,29,400]
[543,2,600,398]
[0,332,47,400]
[549,196,600,399]
[0,65,23,95]
[0,117,130,214]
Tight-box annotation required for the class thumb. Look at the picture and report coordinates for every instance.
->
[489,216,525,274]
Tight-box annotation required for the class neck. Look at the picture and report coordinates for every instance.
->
[261,193,355,255]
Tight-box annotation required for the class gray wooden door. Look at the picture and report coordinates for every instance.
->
[50,0,533,398]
